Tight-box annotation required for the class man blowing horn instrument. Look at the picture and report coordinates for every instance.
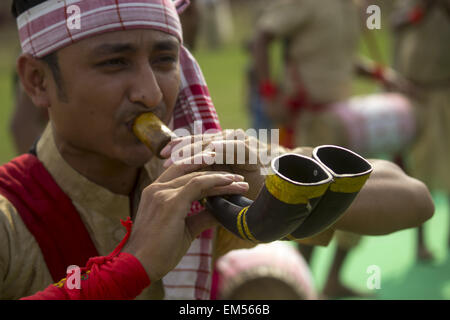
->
[0,0,434,300]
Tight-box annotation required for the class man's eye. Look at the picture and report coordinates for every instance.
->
[153,55,177,65]
[98,58,127,67]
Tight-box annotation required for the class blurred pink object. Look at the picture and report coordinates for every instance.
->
[329,93,417,156]
[216,242,318,300]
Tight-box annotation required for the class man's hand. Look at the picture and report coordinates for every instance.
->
[159,130,276,200]
[159,130,314,200]
[122,152,249,282]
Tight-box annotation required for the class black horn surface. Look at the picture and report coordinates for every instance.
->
[288,145,373,239]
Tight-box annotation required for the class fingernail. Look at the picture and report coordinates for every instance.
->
[160,144,172,157]
[163,158,173,168]
[204,151,216,157]
[234,174,245,182]
[224,174,236,180]
[234,182,249,189]
[202,152,216,164]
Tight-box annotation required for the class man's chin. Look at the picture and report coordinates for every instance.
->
[120,144,155,167]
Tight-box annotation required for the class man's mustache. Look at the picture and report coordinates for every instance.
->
[121,105,167,125]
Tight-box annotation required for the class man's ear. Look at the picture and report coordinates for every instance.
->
[16,54,52,109]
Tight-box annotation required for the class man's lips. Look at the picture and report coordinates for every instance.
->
[126,119,135,133]
[125,110,166,130]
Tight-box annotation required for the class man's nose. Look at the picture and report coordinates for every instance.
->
[128,64,163,108]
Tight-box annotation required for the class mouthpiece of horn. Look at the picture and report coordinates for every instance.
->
[133,113,177,159]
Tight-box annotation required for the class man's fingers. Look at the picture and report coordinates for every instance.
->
[159,151,217,182]
[160,130,247,158]
[163,144,215,168]
[179,173,249,204]
[160,132,223,158]
[206,182,250,197]
[210,140,263,171]
[163,139,263,171]
[162,132,247,165]
[166,170,245,189]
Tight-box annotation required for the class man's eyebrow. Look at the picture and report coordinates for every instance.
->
[90,43,137,56]
[153,39,180,52]
[89,39,179,57]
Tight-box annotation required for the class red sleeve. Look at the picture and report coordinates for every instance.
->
[21,217,151,300]
[21,252,150,300]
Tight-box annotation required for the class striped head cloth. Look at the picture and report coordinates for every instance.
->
[16,0,220,300]
[16,0,221,133]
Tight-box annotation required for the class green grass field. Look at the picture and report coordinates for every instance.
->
[0,3,448,299]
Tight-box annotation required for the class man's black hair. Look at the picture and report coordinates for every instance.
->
[11,0,48,18]
[12,0,68,101]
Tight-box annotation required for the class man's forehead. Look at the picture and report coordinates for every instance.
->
[71,29,180,55]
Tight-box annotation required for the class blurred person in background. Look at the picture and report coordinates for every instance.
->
[392,0,450,258]
[2,0,47,155]
[197,0,234,50]
[0,2,12,26]
[179,0,201,51]
[243,37,274,131]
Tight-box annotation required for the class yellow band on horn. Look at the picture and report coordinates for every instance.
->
[242,208,258,243]
[236,207,249,240]
[329,173,371,193]
[236,206,258,242]
[265,174,329,205]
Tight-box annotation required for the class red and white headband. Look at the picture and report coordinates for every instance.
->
[17,0,184,58]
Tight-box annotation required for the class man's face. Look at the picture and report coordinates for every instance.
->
[48,29,181,167]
